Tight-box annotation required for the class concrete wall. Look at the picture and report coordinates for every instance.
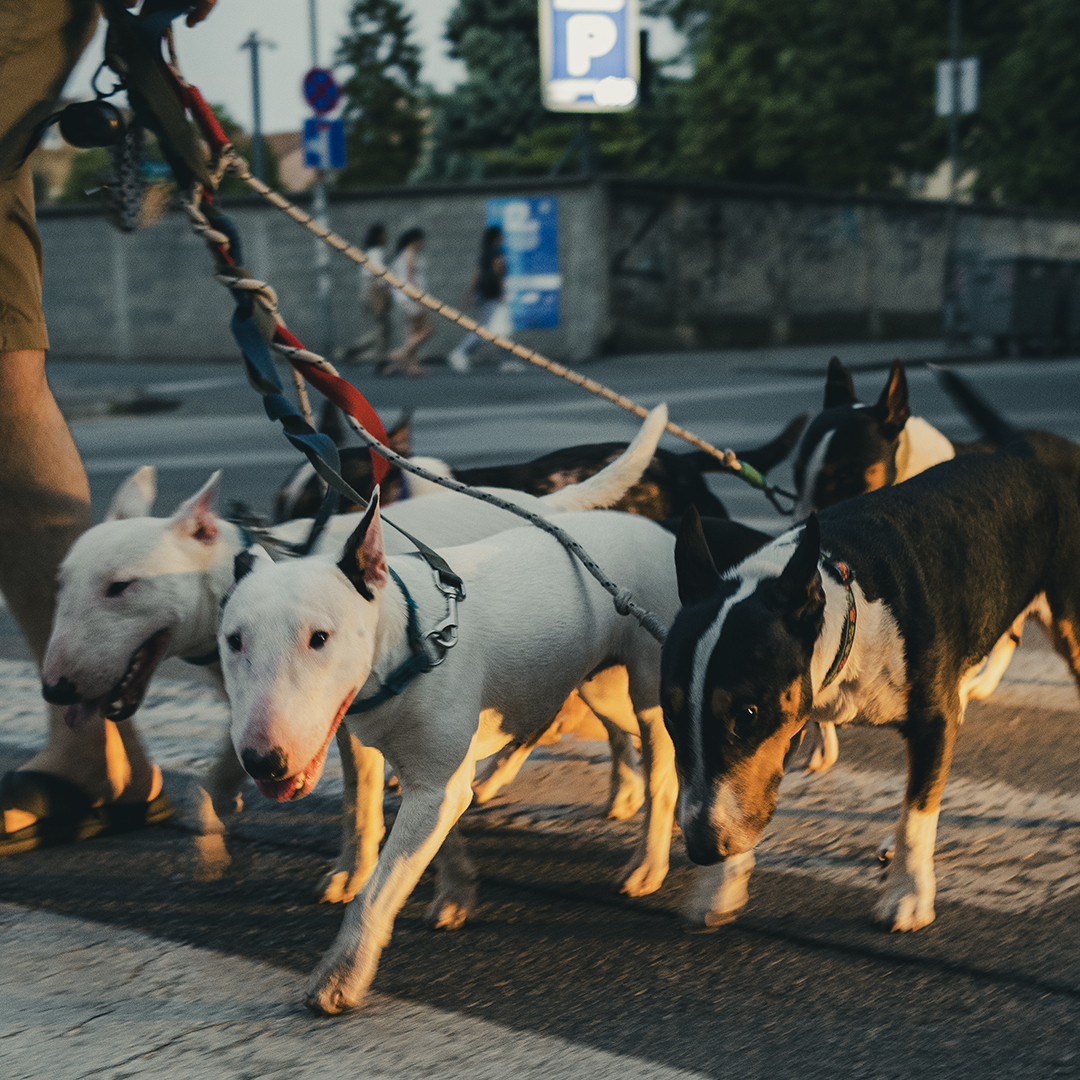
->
[604,179,1080,351]
[36,177,1080,362]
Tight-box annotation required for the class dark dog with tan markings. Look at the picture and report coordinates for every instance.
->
[662,446,1080,932]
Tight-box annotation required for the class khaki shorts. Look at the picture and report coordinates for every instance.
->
[0,0,98,352]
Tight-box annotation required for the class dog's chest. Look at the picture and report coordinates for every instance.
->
[810,586,909,728]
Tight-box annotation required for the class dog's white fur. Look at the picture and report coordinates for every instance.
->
[43,406,668,900]
[219,504,680,1013]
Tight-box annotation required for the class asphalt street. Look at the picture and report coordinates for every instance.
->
[2,343,1080,1077]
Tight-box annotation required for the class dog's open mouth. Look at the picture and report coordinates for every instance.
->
[64,628,172,727]
[253,689,357,803]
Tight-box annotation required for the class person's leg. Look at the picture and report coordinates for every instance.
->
[404,313,433,375]
[448,300,499,373]
[0,0,161,838]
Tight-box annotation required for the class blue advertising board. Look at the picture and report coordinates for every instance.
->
[540,0,639,113]
[303,118,346,170]
[486,197,560,330]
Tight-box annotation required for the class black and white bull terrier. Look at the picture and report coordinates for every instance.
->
[662,448,1080,933]
[219,500,681,1013]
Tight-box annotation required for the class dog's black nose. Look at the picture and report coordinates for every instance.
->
[241,747,289,781]
[42,676,82,706]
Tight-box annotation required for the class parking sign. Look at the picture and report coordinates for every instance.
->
[540,0,639,113]
[302,118,346,170]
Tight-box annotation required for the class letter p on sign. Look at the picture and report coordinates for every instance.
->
[566,14,618,76]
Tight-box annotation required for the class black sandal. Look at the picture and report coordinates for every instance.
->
[0,770,172,858]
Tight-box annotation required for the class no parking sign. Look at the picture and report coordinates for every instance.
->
[540,0,639,112]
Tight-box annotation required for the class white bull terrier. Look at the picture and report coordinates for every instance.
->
[42,406,667,900]
[219,498,680,1014]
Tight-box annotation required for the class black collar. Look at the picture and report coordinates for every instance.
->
[818,556,856,691]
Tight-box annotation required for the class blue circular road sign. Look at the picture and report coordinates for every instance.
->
[303,67,341,116]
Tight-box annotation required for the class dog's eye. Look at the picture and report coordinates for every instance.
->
[226,631,242,653]
[734,704,758,737]
[309,630,330,650]
[106,580,134,598]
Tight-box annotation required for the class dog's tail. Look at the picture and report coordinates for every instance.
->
[933,366,1021,448]
[680,413,808,475]
[540,403,668,512]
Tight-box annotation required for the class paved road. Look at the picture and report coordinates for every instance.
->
[2,344,1080,1077]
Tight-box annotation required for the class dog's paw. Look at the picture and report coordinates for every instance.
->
[619,857,669,897]
[425,881,477,931]
[876,833,896,865]
[191,832,231,881]
[681,853,754,931]
[605,773,645,820]
[874,885,935,932]
[303,954,371,1016]
[317,868,363,905]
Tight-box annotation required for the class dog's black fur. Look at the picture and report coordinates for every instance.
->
[663,447,1080,924]
[274,404,807,526]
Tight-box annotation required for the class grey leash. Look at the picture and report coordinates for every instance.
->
[299,392,671,645]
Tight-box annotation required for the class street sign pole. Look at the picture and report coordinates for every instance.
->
[240,31,275,182]
[944,0,961,340]
[308,0,333,360]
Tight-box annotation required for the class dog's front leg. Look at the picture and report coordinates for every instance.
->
[874,704,957,932]
[803,721,839,774]
[616,705,678,896]
[318,727,386,904]
[304,749,476,1015]
[191,731,250,880]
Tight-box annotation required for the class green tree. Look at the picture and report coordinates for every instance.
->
[674,0,948,191]
[422,0,683,179]
[967,0,1080,208]
[335,0,424,186]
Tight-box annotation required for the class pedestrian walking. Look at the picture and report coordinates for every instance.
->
[381,227,432,378]
[0,0,217,858]
[340,223,391,366]
[448,224,513,373]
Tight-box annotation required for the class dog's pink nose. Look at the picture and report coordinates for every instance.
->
[241,746,289,782]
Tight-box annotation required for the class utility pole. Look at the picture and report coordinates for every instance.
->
[309,0,333,360]
[239,31,275,182]
[943,0,961,339]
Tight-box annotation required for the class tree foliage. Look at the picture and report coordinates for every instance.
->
[335,0,425,186]
[673,0,947,191]
[966,0,1080,208]
[422,0,684,180]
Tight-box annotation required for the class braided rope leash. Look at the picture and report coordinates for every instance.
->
[178,187,669,642]
[221,153,771,488]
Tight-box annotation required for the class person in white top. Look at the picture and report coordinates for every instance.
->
[342,223,391,366]
[382,227,432,377]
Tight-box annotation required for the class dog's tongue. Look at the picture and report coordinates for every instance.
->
[64,702,99,729]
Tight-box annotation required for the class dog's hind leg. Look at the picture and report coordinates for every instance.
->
[598,718,644,820]
[965,613,1027,703]
[426,824,478,930]
[318,727,386,904]
[304,740,478,1015]
[874,696,958,932]
[472,728,548,804]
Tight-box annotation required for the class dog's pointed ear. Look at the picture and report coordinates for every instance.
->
[824,357,857,408]
[675,508,723,606]
[777,516,824,629]
[875,360,910,440]
[106,466,157,521]
[170,471,221,546]
[232,544,272,585]
[388,410,412,457]
[337,487,388,599]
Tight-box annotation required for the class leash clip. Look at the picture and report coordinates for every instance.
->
[420,574,465,668]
